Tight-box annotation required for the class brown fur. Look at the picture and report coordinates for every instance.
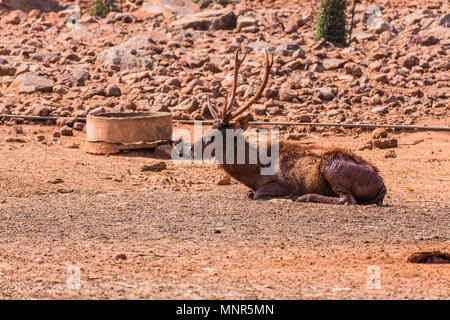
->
[194,51,386,205]
[195,123,386,205]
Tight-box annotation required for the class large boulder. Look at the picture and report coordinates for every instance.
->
[170,8,237,30]
[399,54,420,70]
[136,0,199,18]
[0,0,61,12]
[402,12,423,26]
[96,36,154,71]
[323,58,347,70]
[10,72,54,93]
[1,9,28,24]
[439,14,450,27]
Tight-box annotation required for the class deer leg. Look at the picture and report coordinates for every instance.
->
[252,182,296,201]
[296,164,359,204]
[308,159,386,205]
[296,192,357,205]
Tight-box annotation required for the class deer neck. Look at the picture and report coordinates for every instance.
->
[218,134,267,190]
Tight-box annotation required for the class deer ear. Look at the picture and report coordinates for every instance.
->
[234,114,251,131]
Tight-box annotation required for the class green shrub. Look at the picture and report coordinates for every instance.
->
[315,0,348,44]
[89,0,122,18]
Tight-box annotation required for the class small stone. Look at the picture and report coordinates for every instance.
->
[439,14,450,27]
[217,176,231,185]
[284,59,303,70]
[89,106,105,115]
[172,111,190,121]
[46,178,64,184]
[403,13,422,26]
[379,31,392,44]
[141,160,166,172]
[344,63,362,77]
[384,150,397,158]
[114,254,127,260]
[371,19,392,34]
[359,141,373,151]
[116,14,133,23]
[237,16,256,30]
[11,126,23,135]
[374,74,389,84]
[310,63,324,73]
[72,68,90,86]
[420,36,439,46]
[264,88,278,99]
[107,85,121,97]
[251,105,266,116]
[203,62,221,73]
[292,49,306,59]
[400,54,420,70]
[327,109,340,117]
[5,136,26,143]
[267,107,280,115]
[372,138,398,149]
[57,188,74,194]
[56,117,76,127]
[73,122,85,131]
[286,132,307,140]
[60,125,73,136]
[0,65,16,76]
[372,128,388,139]
[53,85,68,95]
[293,114,312,123]
[354,31,374,41]
[370,106,388,114]
[65,142,79,149]
[315,87,335,100]
[29,104,50,117]
[285,22,298,34]
[66,53,81,62]
[322,58,347,70]
[279,88,298,102]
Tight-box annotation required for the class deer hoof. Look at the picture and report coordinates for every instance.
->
[245,190,255,199]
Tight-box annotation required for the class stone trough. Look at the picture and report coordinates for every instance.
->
[85,112,172,154]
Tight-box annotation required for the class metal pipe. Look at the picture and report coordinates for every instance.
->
[1,114,449,132]
[174,120,450,132]
[0,114,86,122]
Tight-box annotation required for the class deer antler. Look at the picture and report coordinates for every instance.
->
[206,94,219,119]
[222,50,247,123]
[230,50,274,121]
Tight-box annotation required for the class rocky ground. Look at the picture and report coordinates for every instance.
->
[0,0,448,300]
[0,0,448,131]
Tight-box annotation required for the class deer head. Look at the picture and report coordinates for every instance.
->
[192,50,274,161]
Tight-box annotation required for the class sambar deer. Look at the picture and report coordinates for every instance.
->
[192,50,386,205]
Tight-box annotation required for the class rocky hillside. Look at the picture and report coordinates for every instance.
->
[0,0,448,133]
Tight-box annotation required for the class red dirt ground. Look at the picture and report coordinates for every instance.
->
[0,123,448,299]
